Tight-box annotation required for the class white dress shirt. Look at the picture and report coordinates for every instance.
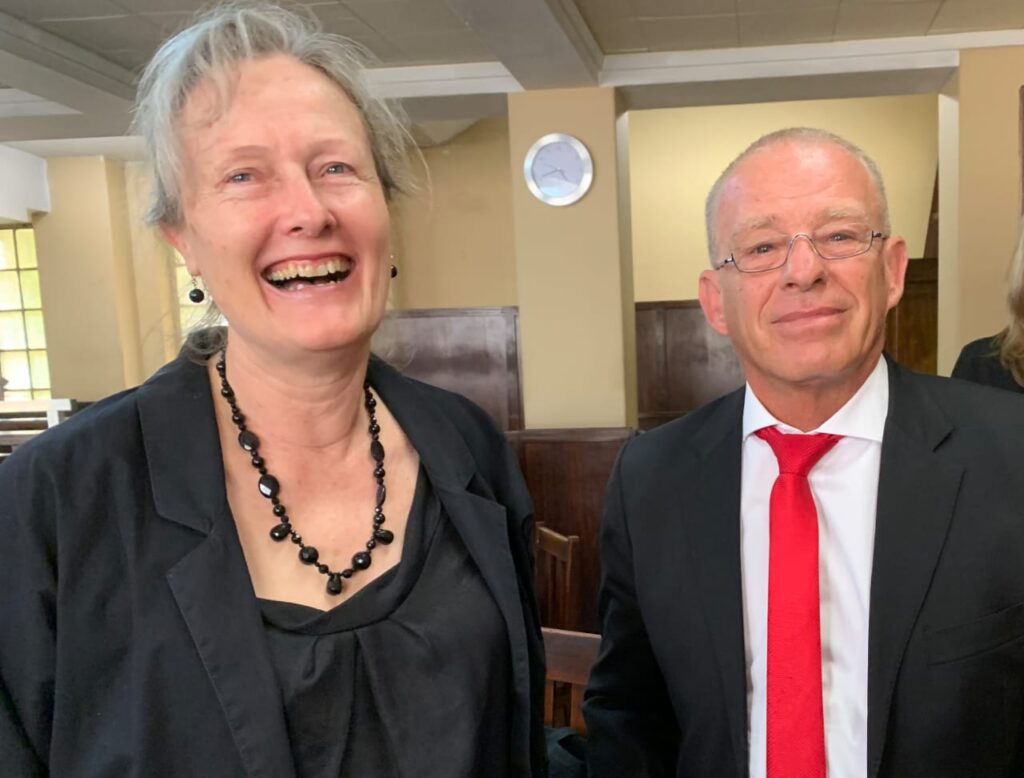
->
[741,356,888,778]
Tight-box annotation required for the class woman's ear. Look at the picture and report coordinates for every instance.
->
[159,223,198,275]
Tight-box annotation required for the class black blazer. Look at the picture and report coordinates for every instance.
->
[952,334,1024,393]
[0,355,546,777]
[584,359,1024,777]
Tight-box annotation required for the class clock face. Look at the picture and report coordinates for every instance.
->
[524,133,593,206]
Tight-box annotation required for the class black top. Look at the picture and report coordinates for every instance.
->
[258,469,511,777]
[951,334,1024,393]
[0,353,545,777]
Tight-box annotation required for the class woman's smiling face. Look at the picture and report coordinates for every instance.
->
[164,53,392,360]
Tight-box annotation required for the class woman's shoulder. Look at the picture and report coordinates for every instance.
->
[956,334,1002,362]
[2,386,142,477]
[1,356,203,482]
[367,357,529,511]
[951,332,1022,391]
[368,356,505,445]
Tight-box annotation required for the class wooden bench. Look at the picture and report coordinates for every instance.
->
[0,399,75,461]
[542,627,601,734]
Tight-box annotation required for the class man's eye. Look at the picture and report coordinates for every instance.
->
[325,163,352,175]
[227,172,252,183]
[828,232,854,242]
[749,242,778,255]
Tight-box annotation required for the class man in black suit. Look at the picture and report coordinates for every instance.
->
[583,127,1024,778]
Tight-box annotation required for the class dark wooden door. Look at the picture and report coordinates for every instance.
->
[885,257,938,374]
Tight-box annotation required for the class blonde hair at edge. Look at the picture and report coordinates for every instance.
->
[998,219,1024,386]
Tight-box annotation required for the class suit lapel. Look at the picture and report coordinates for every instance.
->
[166,527,297,778]
[138,357,296,778]
[438,486,534,774]
[676,391,748,778]
[866,363,962,778]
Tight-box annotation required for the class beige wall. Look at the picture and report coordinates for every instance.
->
[390,118,517,309]
[629,94,939,302]
[105,159,145,388]
[509,87,636,428]
[952,46,1024,360]
[33,157,138,401]
[123,161,182,377]
[937,76,961,375]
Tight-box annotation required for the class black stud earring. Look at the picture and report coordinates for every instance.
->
[188,277,206,303]
[389,264,398,279]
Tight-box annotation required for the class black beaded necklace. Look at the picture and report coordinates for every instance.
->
[215,351,394,596]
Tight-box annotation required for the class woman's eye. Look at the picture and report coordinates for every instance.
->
[227,172,252,184]
[325,163,352,175]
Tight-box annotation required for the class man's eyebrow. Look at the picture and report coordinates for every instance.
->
[820,206,870,221]
[731,216,779,238]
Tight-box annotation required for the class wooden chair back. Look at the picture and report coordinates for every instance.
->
[542,627,601,734]
[535,522,580,630]
[508,426,635,631]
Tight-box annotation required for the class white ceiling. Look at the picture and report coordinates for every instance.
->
[0,0,1022,153]
[579,0,1024,52]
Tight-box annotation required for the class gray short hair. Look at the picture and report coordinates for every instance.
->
[132,0,412,226]
[704,127,891,260]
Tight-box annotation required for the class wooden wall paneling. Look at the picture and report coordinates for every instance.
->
[507,427,635,632]
[372,306,523,430]
[636,301,744,429]
[885,257,938,374]
[664,302,745,412]
[635,305,667,421]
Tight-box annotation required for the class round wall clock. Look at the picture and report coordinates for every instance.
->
[523,133,594,206]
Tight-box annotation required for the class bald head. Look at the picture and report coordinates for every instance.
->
[704,128,891,261]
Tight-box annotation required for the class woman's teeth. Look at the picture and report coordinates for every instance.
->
[265,258,349,282]
[264,258,352,289]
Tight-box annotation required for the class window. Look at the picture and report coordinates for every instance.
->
[0,227,50,400]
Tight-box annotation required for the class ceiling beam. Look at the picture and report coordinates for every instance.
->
[0,110,133,143]
[0,11,135,141]
[365,61,515,122]
[365,61,520,99]
[601,29,1024,91]
[0,11,136,103]
[443,0,601,89]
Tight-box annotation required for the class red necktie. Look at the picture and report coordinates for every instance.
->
[755,426,841,778]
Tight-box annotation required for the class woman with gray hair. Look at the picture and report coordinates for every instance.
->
[0,3,544,776]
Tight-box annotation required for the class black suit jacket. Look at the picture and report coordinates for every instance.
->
[584,359,1024,777]
[0,355,545,777]
[952,334,1024,394]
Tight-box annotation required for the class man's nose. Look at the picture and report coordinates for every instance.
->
[780,233,827,288]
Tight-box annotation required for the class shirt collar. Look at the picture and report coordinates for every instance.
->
[742,355,889,442]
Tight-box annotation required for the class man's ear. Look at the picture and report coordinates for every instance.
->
[883,235,909,312]
[698,268,729,336]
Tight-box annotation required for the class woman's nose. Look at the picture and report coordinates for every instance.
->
[283,176,336,236]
